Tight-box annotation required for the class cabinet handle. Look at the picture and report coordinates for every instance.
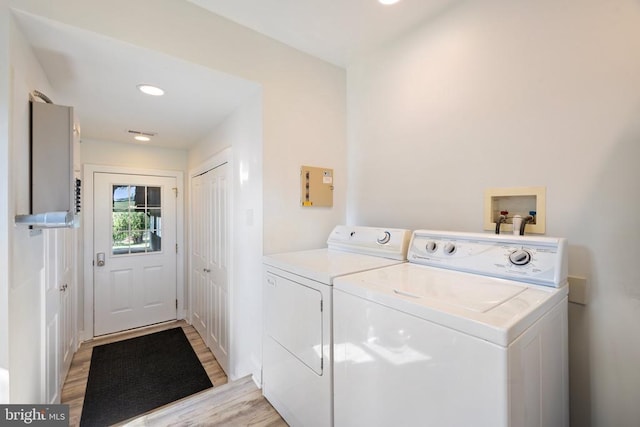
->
[203,268,211,273]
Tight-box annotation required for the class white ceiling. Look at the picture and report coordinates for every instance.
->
[187,0,456,67]
[12,1,454,149]
[13,10,260,149]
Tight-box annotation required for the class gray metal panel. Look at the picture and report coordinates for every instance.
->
[31,101,73,214]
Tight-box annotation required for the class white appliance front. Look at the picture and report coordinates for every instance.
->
[262,226,411,427]
[334,288,509,426]
[332,230,569,427]
[263,268,330,426]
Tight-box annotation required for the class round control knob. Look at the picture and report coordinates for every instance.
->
[443,242,456,255]
[509,249,532,266]
[377,231,391,245]
[425,241,437,253]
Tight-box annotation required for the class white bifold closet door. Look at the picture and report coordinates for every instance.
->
[191,162,230,375]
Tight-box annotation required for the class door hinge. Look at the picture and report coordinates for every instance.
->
[320,300,323,312]
[176,243,178,253]
[176,299,178,310]
[172,187,178,197]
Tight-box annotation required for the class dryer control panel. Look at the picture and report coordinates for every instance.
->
[408,230,568,287]
[327,225,411,261]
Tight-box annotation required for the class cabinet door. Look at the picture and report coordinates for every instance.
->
[44,228,76,404]
[60,228,75,383]
[44,229,61,404]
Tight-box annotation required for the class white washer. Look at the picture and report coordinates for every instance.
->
[262,225,412,427]
[333,230,569,427]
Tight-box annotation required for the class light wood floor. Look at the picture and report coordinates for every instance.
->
[61,320,286,426]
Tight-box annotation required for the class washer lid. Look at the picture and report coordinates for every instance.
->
[375,264,528,313]
[334,263,567,346]
[264,248,405,284]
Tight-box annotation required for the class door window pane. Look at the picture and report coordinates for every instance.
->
[112,185,162,255]
[147,186,161,207]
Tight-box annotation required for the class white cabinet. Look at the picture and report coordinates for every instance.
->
[43,227,76,404]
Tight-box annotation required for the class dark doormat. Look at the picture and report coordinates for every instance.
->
[80,327,213,426]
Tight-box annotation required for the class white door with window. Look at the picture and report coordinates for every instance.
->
[94,173,177,336]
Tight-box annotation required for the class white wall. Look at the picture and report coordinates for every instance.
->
[9,0,347,255]
[347,1,640,426]
[81,138,188,172]
[0,2,10,403]
[189,90,263,381]
[5,12,55,403]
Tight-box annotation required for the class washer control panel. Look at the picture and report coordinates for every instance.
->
[509,249,532,266]
[408,230,568,287]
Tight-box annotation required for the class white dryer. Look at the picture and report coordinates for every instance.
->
[333,230,569,427]
[262,225,411,427]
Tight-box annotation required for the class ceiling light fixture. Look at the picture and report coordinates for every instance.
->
[137,84,165,96]
[128,130,156,142]
[379,0,401,5]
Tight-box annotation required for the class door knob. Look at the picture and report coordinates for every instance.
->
[96,252,105,267]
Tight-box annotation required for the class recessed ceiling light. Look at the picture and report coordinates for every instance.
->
[134,135,150,142]
[379,0,401,4]
[137,84,165,96]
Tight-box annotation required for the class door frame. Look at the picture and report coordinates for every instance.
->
[82,164,184,341]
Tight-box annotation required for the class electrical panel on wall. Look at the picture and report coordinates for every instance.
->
[300,165,333,207]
